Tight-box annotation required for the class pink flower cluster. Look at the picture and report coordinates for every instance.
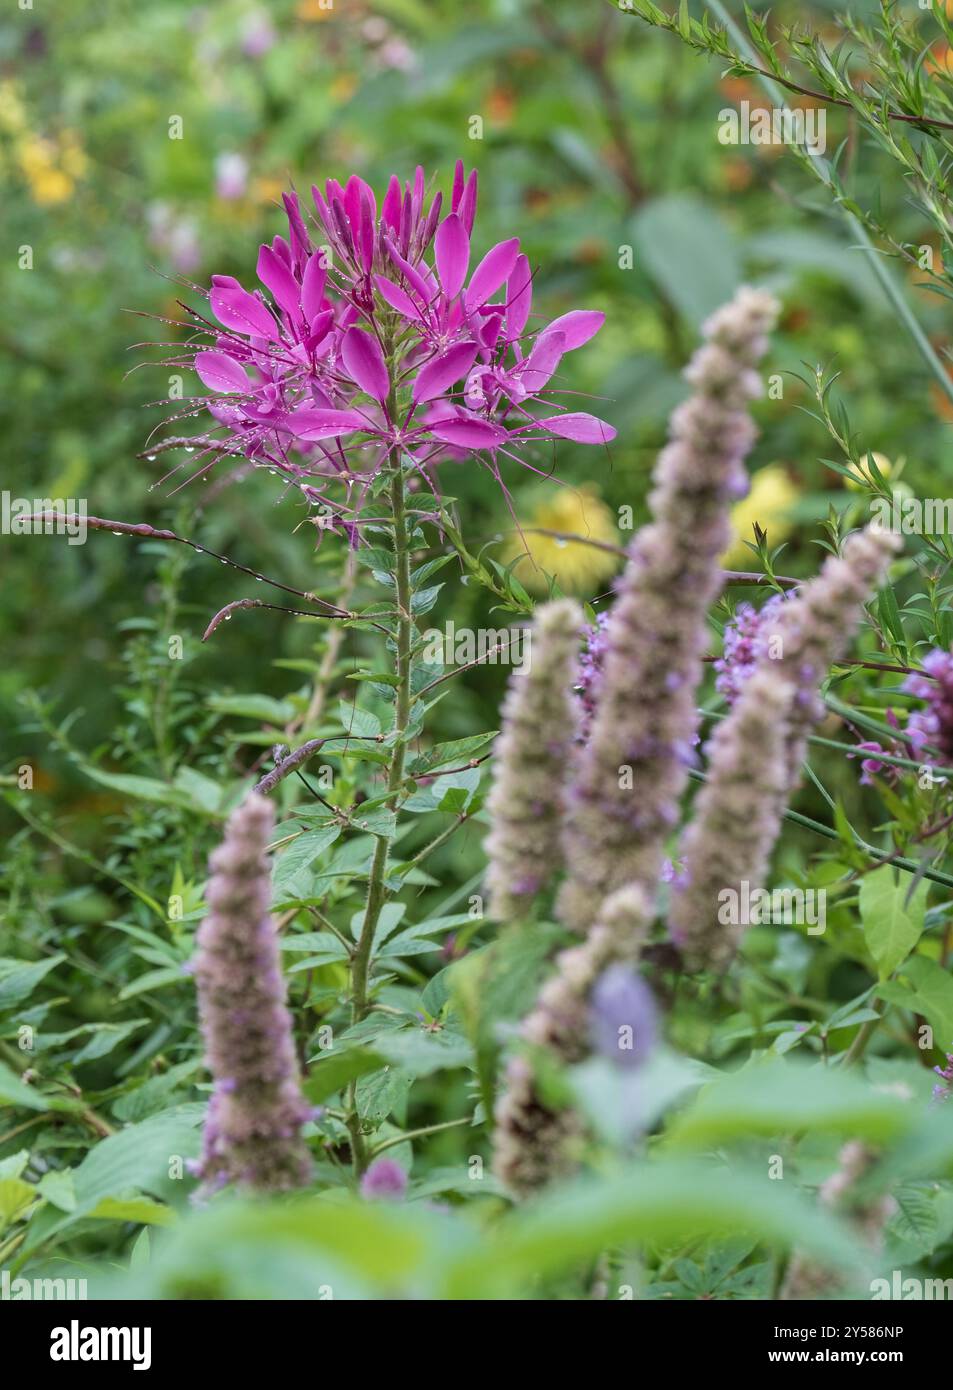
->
[173,164,614,532]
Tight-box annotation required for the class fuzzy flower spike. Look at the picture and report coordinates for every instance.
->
[493,885,653,1196]
[191,793,312,1196]
[671,523,901,972]
[767,523,901,795]
[158,163,615,533]
[484,598,584,919]
[557,286,779,933]
[668,668,796,971]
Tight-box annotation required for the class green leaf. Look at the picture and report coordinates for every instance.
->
[302,1047,388,1103]
[631,195,742,325]
[88,1195,175,1226]
[0,1177,36,1231]
[860,867,928,980]
[337,703,381,738]
[444,1159,867,1298]
[663,1058,912,1148]
[20,1110,203,1255]
[272,825,343,901]
[0,953,66,1009]
[373,1028,474,1077]
[406,732,497,777]
[0,1061,82,1114]
[208,693,296,724]
[119,966,187,1001]
[876,954,953,1048]
[37,1169,77,1213]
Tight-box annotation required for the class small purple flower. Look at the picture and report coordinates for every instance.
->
[904,648,953,761]
[714,591,789,705]
[590,964,658,1070]
[360,1157,408,1200]
[933,1048,953,1104]
[849,740,900,787]
[577,611,610,741]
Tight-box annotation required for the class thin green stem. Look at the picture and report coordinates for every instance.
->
[368,1116,471,1159]
[701,0,953,413]
[346,426,415,1177]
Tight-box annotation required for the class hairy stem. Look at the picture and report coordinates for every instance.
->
[346,445,414,1175]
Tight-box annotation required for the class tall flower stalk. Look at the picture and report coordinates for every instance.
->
[158,165,614,1179]
[485,598,583,919]
[558,287,779,933]
[668,668,796,971]
[767,523,901,794]
[192,793,312,1196]
[493,885,652,1195]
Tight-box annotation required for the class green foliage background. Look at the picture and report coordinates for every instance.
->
[4,0,953,1300]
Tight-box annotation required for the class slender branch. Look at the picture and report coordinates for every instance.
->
[368,1116,472,1159]
[252,734,385,796]
[202,597,359,641]
[396,813,470,877]
[699,0,953,414]
[686,767,953,888]
[23,513,349,610]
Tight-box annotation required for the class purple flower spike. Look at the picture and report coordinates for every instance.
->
[904,647,953,761]
[360,1157,408,1200]
[192,794,312,1197]
[590,964,658,1069]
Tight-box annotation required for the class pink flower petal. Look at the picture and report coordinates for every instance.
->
[301,253,328,325]
[384,239,432,307]
[290,407,369,440]
[342,326,390,402]
[458,170,478,236]
[519,330,565,395]
[531,412,617,444]
[374,275,422,322]
[382,175,402,233]
[194,350,249,394]
[434,214,470,299]
[209,275,279,340]
[412,341,480,404]
[506,254,532,340]
[256,244,301,320]
[428,416,506,449]
[466,237,520,307]
[544,309,605,350]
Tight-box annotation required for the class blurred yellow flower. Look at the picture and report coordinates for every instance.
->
[845,452,892,491]
[59,130,88,180]
[330,74,358,102]
[0,81,27,133]
[297,0,334,20]
[721,465,798,568]
[17,135,74,205]
[252,176,286,206]
[502,486,620,595]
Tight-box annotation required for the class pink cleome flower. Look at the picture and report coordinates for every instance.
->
[159,164,614,535]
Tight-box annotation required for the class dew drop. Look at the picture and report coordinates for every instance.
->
[111,531,122,536]
[146,454,157,462]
